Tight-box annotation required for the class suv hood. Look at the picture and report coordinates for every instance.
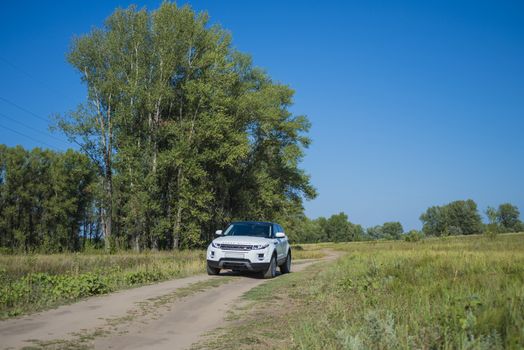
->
[213,235,272,245]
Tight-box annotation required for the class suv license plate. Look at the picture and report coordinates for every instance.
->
[225,252,245,259]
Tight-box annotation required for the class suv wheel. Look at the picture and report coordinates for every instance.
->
[280,251,291,274]
[262,254,277,279]
[207,264,220,275]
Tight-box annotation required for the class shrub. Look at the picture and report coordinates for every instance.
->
[404,230,424,242]
[485,223,499,240]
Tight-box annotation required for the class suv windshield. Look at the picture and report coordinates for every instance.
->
[224,223,271,238]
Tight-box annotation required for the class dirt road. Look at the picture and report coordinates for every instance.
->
[0,253,337,350]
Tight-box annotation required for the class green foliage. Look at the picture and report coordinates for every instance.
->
[366,222,404,240]
[486,203,523,234]
[0,146,97,253]
[290,212,364,243]
[404,229,424,242]
[497,203,521,231]
[324,212,352,242]
[381,221,404,240]
[420,199,483,236]
[366,225,383,240]
[0,272,110,317]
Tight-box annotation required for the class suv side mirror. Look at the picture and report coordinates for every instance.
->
[275,232,286,238]
[215,230,223,236]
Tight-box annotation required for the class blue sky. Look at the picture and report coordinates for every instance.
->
[1,1,523,230]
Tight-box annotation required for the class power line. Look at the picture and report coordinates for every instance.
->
[0,55,72,102]
[0,96,50,123]
[0,121,62,151]
[0,112,69,146]
[0,56,76,151]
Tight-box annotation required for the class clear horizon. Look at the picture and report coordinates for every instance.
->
[1,1,523,230]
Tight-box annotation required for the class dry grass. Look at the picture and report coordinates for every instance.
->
[290,244,326,260]
[0,250,204,280]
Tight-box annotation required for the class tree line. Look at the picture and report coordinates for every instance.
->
[291,213,405,243]
[1,141,521,252]
[288,199,522,244]
[0,146,97,252]
[420,200,523,236]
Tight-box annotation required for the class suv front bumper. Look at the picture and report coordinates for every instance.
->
[207,243,273,272]
[207,258,270,272]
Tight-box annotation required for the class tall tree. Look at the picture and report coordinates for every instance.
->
[55,20,124,250]
[56,3,316,250]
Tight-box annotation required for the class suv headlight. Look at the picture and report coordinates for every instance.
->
[252,243,269,250]
[211,242,221,248]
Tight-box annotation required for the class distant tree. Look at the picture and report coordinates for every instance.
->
[366,225,384,240]
[420,206,447,236]
[446,200,483,235]
[315,217,329,242]
[486,206,498,225]
[324,212,352,242]
[290,212,364,243]
[496,203,521,232]
[382,222,404,240]
[485,206,500,234]
[420,200,483,236]
[350,224,365,241]
[292,217,322,243]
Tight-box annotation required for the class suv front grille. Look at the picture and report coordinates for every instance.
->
[219,244,253,251]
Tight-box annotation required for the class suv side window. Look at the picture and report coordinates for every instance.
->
[272,224,279,238]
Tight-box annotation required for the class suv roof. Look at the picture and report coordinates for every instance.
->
[230,221,275,225]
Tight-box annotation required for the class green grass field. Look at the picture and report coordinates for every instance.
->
[203,233,524,349]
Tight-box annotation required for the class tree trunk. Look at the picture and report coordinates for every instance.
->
[102,96,113,252]
[104,177,112,251]
[134,233,140,252]
[172,167,184,250]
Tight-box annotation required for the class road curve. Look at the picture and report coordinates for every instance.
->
[0,252,338,350]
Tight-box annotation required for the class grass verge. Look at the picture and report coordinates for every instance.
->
[0,250,205,318]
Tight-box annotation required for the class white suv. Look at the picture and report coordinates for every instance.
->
[206,221,291,278]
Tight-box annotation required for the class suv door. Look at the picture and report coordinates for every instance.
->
[279,224,289,258]
[275,224,287,260]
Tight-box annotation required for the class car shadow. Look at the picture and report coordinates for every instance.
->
[218,270,283,279]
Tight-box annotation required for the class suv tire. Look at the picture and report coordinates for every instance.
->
[262,254,277,279]
[280,251,291,274]
[207,264,220,275]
